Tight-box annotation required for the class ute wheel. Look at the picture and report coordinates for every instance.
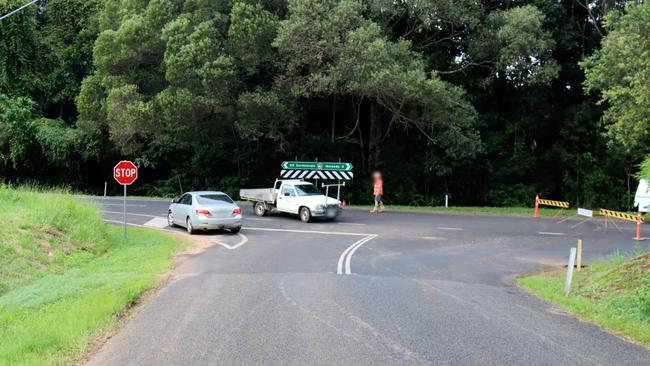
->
[299,207,311,223]
[186,217,195,235]
[254,202,266,216]
[167,211,175,227]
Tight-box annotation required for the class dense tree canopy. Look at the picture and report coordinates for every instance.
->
[0,0,647,208]
[583,2,649,154]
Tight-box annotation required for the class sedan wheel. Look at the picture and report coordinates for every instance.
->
[186,217,194,235]
[167,211,175,227]
[300,207,311,223]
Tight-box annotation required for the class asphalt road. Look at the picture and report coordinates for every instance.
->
[88,197,650,365]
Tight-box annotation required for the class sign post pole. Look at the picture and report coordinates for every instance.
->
[123,184,127,240]
[576,239,582,272]
[113,160,138,241]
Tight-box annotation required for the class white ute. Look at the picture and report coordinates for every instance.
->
[240,179,342,222]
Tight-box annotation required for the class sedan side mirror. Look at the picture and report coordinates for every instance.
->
[284,192,290,197]
[172,197,179,203]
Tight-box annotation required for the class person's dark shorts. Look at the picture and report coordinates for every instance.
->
[374,195,382,203]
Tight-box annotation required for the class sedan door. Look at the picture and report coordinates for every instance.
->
[174,194,192,226]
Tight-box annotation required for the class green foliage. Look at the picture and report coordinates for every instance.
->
[582,3,650,153]
[637,155,650,181]
[236,88,296,146]
[227,2,278,76]
[491,5,559,85]
[0,0,642,210]
[0,95,35,168]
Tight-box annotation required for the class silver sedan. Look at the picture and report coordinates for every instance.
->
[168,191,242,234]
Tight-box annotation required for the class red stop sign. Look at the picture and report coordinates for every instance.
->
[113,160,138,185]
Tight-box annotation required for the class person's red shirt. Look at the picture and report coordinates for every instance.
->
[373,178,383,196]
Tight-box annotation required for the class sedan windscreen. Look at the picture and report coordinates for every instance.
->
[197,194,234,204]
[295,184,322,196]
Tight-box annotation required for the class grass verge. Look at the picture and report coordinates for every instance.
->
[0,185,187,365]
[519,252,650,346]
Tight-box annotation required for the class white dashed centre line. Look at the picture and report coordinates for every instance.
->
[435,227,464,231]
[538,232,565,236]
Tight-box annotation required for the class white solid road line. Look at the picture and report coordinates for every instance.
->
[538,232,565,236]
[435,227,464,231]
[337,222,366,226]
[143,217,168,229]
[98,203,148,208]
[102,210,159,218]
[103,219,159,229]
[217,233,248,250]
[243,227,372,236]
[244,217,273,221]
[102,220,378,270]
[336,235,377,274]
[243,226,379,274]
[337,236,367,274]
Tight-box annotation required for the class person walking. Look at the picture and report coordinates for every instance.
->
[370,171,385,213]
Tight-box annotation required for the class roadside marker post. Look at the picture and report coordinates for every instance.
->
[576,239,583,271]
[534,195,539,218]
[564,247,577,296]
[113,161,138,240]
[636,212,643,241]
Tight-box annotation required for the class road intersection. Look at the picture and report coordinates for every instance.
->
[89,197,650,365]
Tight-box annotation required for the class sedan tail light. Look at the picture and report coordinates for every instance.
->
[196,209,211,216]
[232,208,241,216]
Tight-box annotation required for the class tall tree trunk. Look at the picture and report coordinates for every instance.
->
[331,94,336,143]
[367,102,383,170]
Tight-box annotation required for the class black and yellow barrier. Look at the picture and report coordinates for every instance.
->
[599,209,644,223]
[537,199,570,208]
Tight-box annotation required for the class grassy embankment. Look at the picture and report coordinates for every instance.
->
[0,185,187,365]
[519,252,650,346]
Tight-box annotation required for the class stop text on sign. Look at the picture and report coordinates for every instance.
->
[113,160,138,185]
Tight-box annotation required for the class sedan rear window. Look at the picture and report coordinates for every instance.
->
[197,194,234,204]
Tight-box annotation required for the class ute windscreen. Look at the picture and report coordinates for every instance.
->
[295,184,322,196]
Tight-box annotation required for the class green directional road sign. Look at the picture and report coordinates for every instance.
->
[321,162,353,171]
[281,161,353,171]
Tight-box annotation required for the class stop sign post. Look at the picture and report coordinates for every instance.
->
[114,161,138,239]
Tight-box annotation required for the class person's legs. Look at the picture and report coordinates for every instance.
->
[378,198,385,212]
[370,195,380,213]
